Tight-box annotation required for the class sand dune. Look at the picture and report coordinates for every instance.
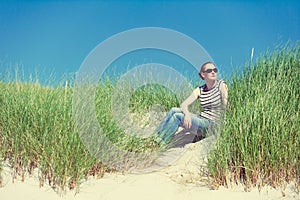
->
[0,135,298,200]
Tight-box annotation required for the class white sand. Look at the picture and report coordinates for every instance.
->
[0,136,299,200]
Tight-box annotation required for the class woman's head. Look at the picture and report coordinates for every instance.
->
[199,62,218,80]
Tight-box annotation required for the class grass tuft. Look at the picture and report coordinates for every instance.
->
[207,43,300,191]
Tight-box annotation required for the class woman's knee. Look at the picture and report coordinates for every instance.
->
[169,107,181,114]
[173,112,185,123]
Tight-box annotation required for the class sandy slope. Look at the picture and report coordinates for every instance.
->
[0,135,299,200]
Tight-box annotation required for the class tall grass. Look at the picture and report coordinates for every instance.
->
[207,43,300,191]
[0,74,174,191]
[0,80,107,192]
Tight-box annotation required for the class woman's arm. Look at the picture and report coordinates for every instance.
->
[180,88,199,128]
[220,82,229,107]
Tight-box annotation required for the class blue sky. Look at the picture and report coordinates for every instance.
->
[0,0,299,85]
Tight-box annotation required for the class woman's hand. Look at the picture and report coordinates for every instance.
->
[183,114,192,129]
[180,88,198,129]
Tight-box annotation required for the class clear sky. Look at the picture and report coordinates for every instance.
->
[0,0,299,85]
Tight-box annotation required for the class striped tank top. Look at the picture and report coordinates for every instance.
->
[198,80,225,122]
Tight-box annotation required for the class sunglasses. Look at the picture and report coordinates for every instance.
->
[203,68,218,73]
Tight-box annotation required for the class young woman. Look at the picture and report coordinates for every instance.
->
[156,62,228,143]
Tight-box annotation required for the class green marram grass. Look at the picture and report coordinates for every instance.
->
[207,43,299,191]
[0,81,107,191]
[0,74,173,192]
[0,43,299,193]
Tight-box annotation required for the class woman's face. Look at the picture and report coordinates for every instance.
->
[200,63,218,81]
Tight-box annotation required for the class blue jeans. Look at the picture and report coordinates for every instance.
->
[156,107,213,142]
